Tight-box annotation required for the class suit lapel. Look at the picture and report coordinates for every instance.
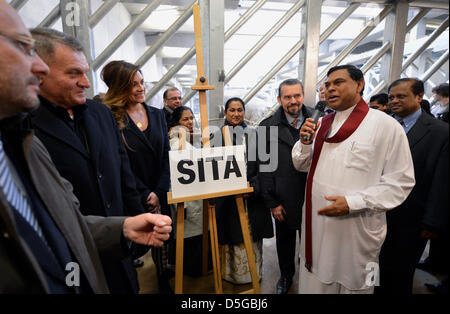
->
[407,113,429,148]
[33,101,89,159]
[273,108,295,147]
[279,125,295,147]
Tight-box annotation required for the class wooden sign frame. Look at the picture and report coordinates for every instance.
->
[168,4,260,294]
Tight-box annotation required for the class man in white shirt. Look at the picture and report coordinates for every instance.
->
[292,64,415,294]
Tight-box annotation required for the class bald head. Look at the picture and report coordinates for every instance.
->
[0,0,28,35]
[0,0,49,118]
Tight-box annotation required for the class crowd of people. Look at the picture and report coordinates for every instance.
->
[0,0,448,295]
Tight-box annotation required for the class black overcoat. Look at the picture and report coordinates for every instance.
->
[258,105,312,230]
[31,97,145,294]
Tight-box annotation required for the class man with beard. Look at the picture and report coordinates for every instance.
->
[259,79,312,294]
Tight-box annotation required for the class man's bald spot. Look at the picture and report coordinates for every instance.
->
[0,0,29,36]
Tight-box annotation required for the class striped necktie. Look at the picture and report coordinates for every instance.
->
[291,118,298,129]
[0,137,47,242]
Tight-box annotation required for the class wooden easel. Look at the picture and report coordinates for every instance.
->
[167,4,260,294]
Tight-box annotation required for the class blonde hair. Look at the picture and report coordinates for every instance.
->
[101,60,141,130]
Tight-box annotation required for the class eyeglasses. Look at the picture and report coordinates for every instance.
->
[167,97,182,101]
[0,30,36,57]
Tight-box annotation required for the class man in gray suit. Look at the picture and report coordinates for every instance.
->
[0,0,171,293]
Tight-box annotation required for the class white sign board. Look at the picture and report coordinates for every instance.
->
[169,145,248,199]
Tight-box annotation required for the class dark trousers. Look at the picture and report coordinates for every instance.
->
[427,236,450,271]
[275,219,300,279]
[377,227,428,294]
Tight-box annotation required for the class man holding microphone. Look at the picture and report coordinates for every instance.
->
[292,64,415,294]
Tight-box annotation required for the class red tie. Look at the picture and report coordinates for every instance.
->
[304,98,369,272]
[291,118,298,129]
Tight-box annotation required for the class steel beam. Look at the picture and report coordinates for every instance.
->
[60,0,95,98]
[206,0,225,123]
[319,3,360,44]
[380,0,408,86]
[147,0,265,102]
[402,17,449,72]
[225,0,305,84]
[10,0,28,11]
[420,50,449,82]
[243,39,305,104]
[89,0,119,28]
[38,4,60,28]
[366,80,386,102]
[136,0,196,67]
[409,1,449,10]
[182,0,269,105]
[225,0,267,40]
[299,0,322,108]
[225,0,305,85]
[93,0,163,71]
[147,47,195,102]
[361,41,391,74]
[317,5,394,84]
[406,8,431,34]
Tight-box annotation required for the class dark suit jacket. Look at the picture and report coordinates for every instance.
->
[387,111,449,234]
[31,97,145,294]
[381,111,449,272]
[0,131,129,293]
[121,105,170,213]
[213,122,274,245]
[258,105,312,230]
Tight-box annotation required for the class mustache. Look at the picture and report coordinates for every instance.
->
[27,76,40,86]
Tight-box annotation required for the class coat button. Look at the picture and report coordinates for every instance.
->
[98,173,103,180]
[3,232,9,239]
[106,202,111,209]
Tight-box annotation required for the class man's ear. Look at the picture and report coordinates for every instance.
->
[357,79,365,95]
[277,96,281,106]
[417,92,424,103]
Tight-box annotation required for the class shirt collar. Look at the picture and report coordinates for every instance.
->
[334,103,357,123]
[40,96,87,122]
[393,108,422,129]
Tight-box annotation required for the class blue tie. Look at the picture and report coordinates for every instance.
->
[0,137,47,243]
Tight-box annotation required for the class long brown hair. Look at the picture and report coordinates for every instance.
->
[101,60,142,130]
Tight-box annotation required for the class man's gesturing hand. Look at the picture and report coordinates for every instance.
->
[317,196,349,217]
[123,213,172,247]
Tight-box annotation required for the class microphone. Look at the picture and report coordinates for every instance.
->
[301,101,327,142]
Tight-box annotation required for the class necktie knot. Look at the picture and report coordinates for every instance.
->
[291,118,298,129]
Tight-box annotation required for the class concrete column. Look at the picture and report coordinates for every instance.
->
[298,0,322,108]
[60,0,95,98]
[380,0,409,89]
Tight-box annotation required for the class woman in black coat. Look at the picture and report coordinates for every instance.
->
[101,60,171,294]
[214,97,273,284]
